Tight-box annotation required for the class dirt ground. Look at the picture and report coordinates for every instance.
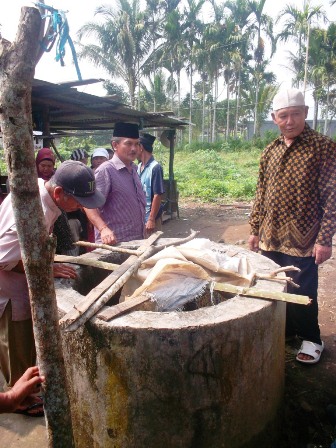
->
[0,200,334,448]
[163,200,336,448]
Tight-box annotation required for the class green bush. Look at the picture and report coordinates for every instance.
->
[173,148,259,201]
[0,139,260,202]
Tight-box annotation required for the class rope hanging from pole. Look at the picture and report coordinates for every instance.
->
[34,2,82,81]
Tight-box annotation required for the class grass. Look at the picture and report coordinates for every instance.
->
[156,142,262,203]
[0,139,263,202]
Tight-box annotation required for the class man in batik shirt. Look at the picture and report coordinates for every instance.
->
[249,88,336,364]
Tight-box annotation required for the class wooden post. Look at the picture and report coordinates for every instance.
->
[0,7,74,447]
[167,129,179,218]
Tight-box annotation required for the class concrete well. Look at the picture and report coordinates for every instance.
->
[56,242,286,448]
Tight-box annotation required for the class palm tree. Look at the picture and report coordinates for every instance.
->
[161,6,185,117]
[183,0,206,143]
[140,69,172,112]
[321,23,336,134]
[248,0,276,136]
[242,77,278,136]
[77,0,151,108]
[305,25,336,131]
[224,0,254,136]
[204,1,242,141]
[143,0,164,112]
[194,39,210,143]
[276,1,327,94]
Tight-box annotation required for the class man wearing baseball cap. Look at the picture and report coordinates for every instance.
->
[85,122,146,245]
[248,88,336,364]
[0,161,105,415]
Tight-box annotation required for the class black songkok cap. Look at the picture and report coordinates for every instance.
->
[140,133,156,153]
[113,122,139,138]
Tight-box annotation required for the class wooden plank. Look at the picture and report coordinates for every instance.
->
[60,232,163,330]
[55,254,119,271]
[97,296,150,321]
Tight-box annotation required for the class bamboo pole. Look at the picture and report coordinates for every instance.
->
[97,280,311,323]
[213,282,310,305]
[60,232,163,331]
[75,241,139,255]
[75,229,199,255]
[54,254,119,271]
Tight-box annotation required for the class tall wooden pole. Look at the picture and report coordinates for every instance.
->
[0,7,74,447]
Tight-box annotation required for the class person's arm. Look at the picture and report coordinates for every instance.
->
[249,153,267,251]
[248,235,260,252]
[314,141,336,264]
[84,208,117,245]
[146,194,164,233]
[11,257,77,279]
[146,163,165,233]
[0,366,44,413]
[312,244,332,265]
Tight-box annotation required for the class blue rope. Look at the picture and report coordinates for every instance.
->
[34,2,82,80]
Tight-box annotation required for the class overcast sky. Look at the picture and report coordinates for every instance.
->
[1,0,336,114]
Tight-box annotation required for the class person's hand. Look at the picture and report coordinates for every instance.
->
[101,226,117,245]
[145,218,155,235]
[1,366,45,413]
[248,235,259,252]
[53,263,77,279]
[313,244,332,265]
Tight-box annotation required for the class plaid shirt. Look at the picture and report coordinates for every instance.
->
[250,123,336,256]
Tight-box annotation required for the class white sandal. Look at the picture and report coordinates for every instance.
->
[296,340,324,364]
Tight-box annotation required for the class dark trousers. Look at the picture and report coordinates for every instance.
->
[261,251,321,345]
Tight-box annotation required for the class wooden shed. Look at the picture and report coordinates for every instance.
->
[2,78,189,215]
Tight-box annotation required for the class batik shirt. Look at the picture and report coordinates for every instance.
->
[249,123,336,257]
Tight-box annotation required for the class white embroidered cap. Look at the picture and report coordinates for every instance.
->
[273,88,305,111]
[92,148,109,159]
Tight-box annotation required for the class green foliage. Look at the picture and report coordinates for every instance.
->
[142,140,261,202]
[0,148,6,175]
[0,134,113,175]
[57,134,111,160]
[172,145,261,201]
[250,129,279,149]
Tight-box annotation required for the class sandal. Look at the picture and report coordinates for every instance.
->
[296,340,324,364]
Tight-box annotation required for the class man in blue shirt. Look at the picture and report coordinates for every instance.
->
[137,133,165,234]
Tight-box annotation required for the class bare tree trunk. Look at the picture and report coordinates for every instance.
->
[234,69,241,138]
[212,76,218,143]
[189,63,193,144]
[253,76,259,137]
[226,79,230,141]
[0,7,74,447]
[202,76,206,144]
[324,80,330,136]
[313,95,318,130]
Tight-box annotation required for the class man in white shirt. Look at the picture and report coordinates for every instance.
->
[0,161,105,416]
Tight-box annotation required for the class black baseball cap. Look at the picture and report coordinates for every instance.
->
[53,161,105,209]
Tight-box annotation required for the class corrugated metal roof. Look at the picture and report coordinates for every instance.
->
[32,79,189,134]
